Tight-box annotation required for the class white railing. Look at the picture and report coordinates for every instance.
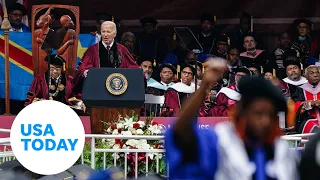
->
[83,134,166,179]
[0,129,15,163]
[280,133,315,149]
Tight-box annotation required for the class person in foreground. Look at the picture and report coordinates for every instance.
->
[165,58,299,179]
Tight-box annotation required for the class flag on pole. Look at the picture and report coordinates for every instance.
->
[0,1,3,25]
[16,0,28,26]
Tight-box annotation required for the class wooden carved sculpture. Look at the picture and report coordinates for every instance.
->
[56,15,76,74]
[32,5,79,76]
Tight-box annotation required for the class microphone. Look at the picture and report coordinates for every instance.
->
[109,51,114,67]
[116,51,122,68]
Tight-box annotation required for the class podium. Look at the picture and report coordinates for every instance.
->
[82,68,145,134]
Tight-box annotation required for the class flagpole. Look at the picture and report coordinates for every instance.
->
[1,0,12,115]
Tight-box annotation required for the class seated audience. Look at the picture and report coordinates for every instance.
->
[212,34,229,59]
[283,60,308,94]
[292,65,320,134]
[264,67,290,97]
[274,32,292,68]
[162,65,195,116]
[146,63,176,96]
[240,33,277,69]
[207,67,251,116]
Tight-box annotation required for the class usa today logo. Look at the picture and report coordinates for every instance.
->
[10,100,85,175]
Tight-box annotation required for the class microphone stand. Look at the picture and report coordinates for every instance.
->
[192,49,201,92]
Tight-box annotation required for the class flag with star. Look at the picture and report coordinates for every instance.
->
[0,31,96,100]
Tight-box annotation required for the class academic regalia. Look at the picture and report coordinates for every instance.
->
[291,19,318,68]
[207,67,250,117]
[208,83,241,117]
[143,78,175,116]
[163,83,195,116]
[196,14,220,54]
[283,77,307,95]
[135,32,167,64]
[212,34,229,59]
[277,80,291,97]
[135,17,167,64]
[282,60,307,96]
[165,77,299,180]
[25,55,73,106]
[72,42,139,96]
[263,67,291,97]
[240,49,277,69]
[146,78,174,96]
[165,121,299,179]
[292,82,320,133]
[25,73,73,106]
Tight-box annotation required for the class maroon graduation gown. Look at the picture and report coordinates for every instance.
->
[25,73,73,106]
[208,83,240,117]
[72,43,139,97]
[163,83,194,116]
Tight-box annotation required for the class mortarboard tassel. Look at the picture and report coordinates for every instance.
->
[214,15,217,23]
[153,59,156,67]
[177,65,180,79]
[173,33,176,40]
[260,66,264,74]
[227,36,230,45]
[296,50,300,57]
[112,16,114,22]
[273,69,276,76]
[63,63,66,72]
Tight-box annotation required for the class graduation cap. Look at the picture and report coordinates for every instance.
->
[243,32,256,40]
[44,54,65,67]
[246,64,263,74]
[138,56,154,66]
[215,34,230,45]
[233,67,252,76]
[263,66,277,76]
[294,18,313,27]
[238,76,288,112]
[201,13,216,23]
[8,3,28,15]
[160,63,177,74]
[140,17,158,26]
[283,49,299,59]
[96,12,120,24]
[283,60,301,69]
